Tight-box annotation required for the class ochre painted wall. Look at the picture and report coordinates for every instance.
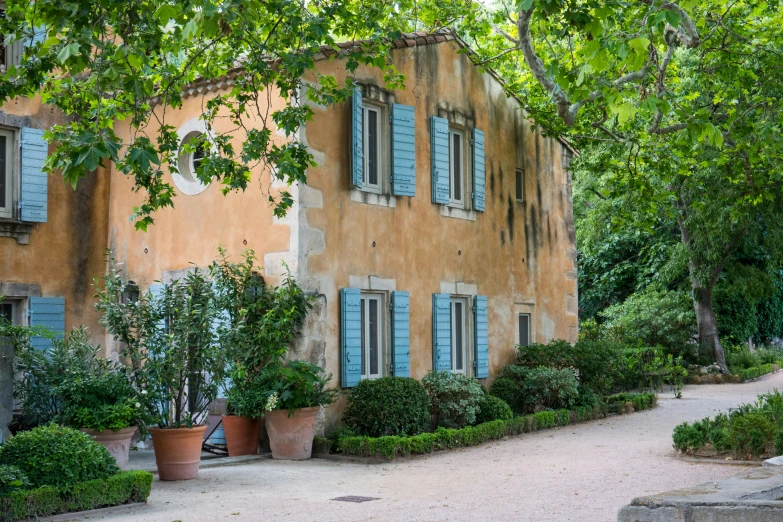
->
[0,96,111,344]
[107,91,293,298]
[296,41,578,428]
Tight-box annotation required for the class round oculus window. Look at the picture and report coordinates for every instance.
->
[174,131,210,195]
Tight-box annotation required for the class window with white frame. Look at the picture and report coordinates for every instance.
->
[362,105,383,193]
[450,297,468,373]
[449,128,464,207]
[360,293,384,379]
[0,298,24,325]
[0,127,15,219]
[518,313,531,346]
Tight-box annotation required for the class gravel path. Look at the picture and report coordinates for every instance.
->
[96,372,783,522]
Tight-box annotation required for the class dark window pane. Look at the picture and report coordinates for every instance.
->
[519,314,530,346]
[360,299,366,375]
[0,303,12,324]
[516,169,524,201]
[455,302,463,370]
[0,135,6,208]
[368,109,378,186]
[452,133,461,200]
[369,299,378,375]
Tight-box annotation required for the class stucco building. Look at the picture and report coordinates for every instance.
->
[1,30,578,428]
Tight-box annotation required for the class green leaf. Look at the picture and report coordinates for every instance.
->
[629,38,650,56]
[57,42,81,63]
[154,4,179,26]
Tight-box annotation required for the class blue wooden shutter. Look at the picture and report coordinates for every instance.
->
[430,116,450,204]
[29,297,65,350]
[391,104,416,197]
[341,288,362,388]
[20,127,48,222]
[432,293,451,371]
[351,88,364,188]
[391,291,411,377]
[473,295,489,378]
[472,128,486,212]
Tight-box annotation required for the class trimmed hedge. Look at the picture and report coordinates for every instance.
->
[0,470,153,521]
[738,363,778,382]
[685,363,780,385]
[333,392,657,460]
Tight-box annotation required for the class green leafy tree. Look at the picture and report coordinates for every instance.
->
[450,0,783,371]
[0,0,407,229]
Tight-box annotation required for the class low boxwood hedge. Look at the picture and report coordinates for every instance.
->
[330,392,656,460]
[0,470,153,521]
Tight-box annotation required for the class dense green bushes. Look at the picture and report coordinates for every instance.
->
[673,391,783,458]
[489,365,579,415]
[474,394,513,425]
[600,289,697,356]
[515,339,686,395]
[332,392,656,460]
[343,377,430,437]
[0,470,153,521]
[0,426,119,490]
[422,371,484,429]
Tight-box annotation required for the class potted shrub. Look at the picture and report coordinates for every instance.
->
[56,369,148,469]
[262,361,337,460]
[210,249,312,455]
[97,260,226,480]
[221,366,266,456]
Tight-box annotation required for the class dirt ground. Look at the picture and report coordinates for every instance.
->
[94,372,783,522]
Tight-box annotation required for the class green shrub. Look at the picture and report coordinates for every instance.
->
[474,394,513,425]
[0,470,152,521]
[56,371,147,432]
[13,327,109,427]
[312,436,331,455]
[727,348,762,372]
[488,377,523,413]
[343,377,430,437]
[673,420,710,453]
[492,365,578,415]
[0,425,119,490]
[729,411,776,457]
[600,289,696,356]
[0,466,29,497]
[422,372,484,429]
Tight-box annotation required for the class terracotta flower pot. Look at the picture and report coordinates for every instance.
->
[264,407,319,460]
[221,415,261,457]
[81,426,137,470]
[148,425,207,480]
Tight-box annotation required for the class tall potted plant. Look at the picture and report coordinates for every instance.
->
[262,361,337,460]
[211,250,312,456]
[97,258,225,480]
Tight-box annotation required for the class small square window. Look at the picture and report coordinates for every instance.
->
[360,293,384,379]
[449,129,464,207]
[0,298,24,326]
[518,313,530,346]
[450,297,468,373]
[515,168,525,203]
[362,105,383,194]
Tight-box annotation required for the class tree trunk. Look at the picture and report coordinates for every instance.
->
[693,285,729,373]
